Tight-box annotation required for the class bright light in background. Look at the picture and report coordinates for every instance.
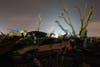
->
[0,0,99,37]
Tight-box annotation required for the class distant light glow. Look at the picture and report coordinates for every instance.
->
[0,0,99,36]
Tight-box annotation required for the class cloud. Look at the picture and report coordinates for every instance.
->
[7,16,34,22]
[0,16,38,33]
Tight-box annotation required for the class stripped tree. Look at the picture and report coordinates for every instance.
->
[56,1,94,38]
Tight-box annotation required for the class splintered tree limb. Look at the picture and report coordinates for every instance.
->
[58,6,77,37]
[74,6,84,24]
[84,6,94,29]
[63,6,77,37]
[75,5,86,36]
[59,15,71,26]
[37,15,42,31]
[80,6,94,37]
[63,7,72,24]
[55,20,67,33]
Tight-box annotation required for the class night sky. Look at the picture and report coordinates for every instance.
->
[0,0,99,36]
